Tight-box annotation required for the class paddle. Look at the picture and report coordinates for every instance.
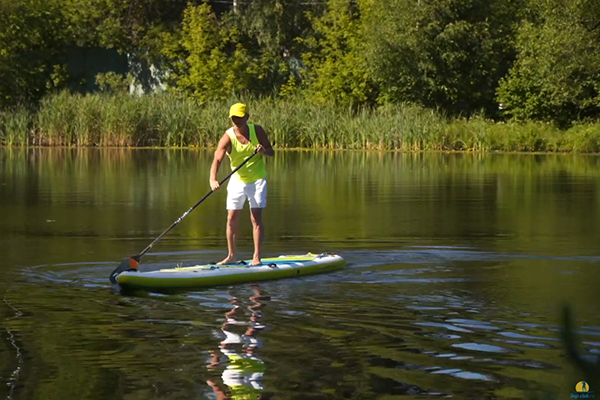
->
[109,144,269,284]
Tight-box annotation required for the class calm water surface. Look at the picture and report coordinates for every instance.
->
[1,148,599,400]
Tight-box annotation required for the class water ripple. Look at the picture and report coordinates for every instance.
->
[3,246,598,399]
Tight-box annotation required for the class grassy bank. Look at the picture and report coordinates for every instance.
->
[1,90,600,152]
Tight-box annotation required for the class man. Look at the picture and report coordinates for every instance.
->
[209,103,274,266]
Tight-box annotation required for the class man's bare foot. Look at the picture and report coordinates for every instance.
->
[217,255,235,265]
[249,258,262,266]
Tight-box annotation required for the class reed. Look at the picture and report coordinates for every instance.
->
[2,90,600,153]
[0,106,33,146]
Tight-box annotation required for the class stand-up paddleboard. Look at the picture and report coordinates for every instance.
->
[114,253,345,291]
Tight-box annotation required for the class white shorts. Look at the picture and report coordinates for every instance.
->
[226,178,267,210]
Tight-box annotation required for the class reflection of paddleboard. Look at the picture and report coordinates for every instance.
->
[115,253,345,291]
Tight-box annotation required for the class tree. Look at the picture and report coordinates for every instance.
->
[162,2,258,102]
[0,0,189,106]
[496,0,600,126]
[59,0,188,52]
[228,0,325,93]
[0,0,67,106]
[361,0,525,116]
[300,0,377,107]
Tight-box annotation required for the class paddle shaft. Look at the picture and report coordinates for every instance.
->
[134,148,260,260]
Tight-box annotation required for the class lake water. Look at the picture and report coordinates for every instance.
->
[1,148,599,400]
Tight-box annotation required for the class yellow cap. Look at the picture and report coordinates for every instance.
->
[229,103,247,118]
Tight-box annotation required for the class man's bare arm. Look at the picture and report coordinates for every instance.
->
[255,125,274,156]
[210,134,231,190]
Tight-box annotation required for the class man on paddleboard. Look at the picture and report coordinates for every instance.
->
[210,103,275,266]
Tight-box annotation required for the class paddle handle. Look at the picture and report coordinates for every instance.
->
[135,145,267,260]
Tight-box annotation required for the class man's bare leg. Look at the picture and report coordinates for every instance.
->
[218,209,241,264]
[249,208,264,265]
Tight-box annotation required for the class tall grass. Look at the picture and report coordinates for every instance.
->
[2,90,600,152]
[0,106,33,146]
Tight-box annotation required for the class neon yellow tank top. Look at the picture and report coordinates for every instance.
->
[226,124,267,184]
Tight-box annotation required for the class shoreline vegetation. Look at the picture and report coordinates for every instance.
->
[1,91,599,153]
[3,1,599,154]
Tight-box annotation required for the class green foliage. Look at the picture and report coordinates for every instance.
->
[162,2,259,103]
[362,0,525,116]
[444,117,564,152]
[561,123,600,153]
[1,0,600,129]
[162,1,319,102]
[234,0,320,55]
[0,106,33,146]
[0,0,67,106]
[230,0,322,91]
[300,0,377,107]
[58,0,188,51]
[3,92,600,152]
[26,90,216,147]
[95,72,134,93]
[497,0,600,127]
[0,0,188,106]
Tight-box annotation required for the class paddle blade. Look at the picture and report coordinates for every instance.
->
[109,256,139,284]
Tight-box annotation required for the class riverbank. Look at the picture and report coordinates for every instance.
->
[1,91,599,152]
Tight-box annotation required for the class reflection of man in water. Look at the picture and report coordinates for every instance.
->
[207,285,273,400]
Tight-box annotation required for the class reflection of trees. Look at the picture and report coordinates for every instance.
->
[207,284,274,400]
[1,148,599,266]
